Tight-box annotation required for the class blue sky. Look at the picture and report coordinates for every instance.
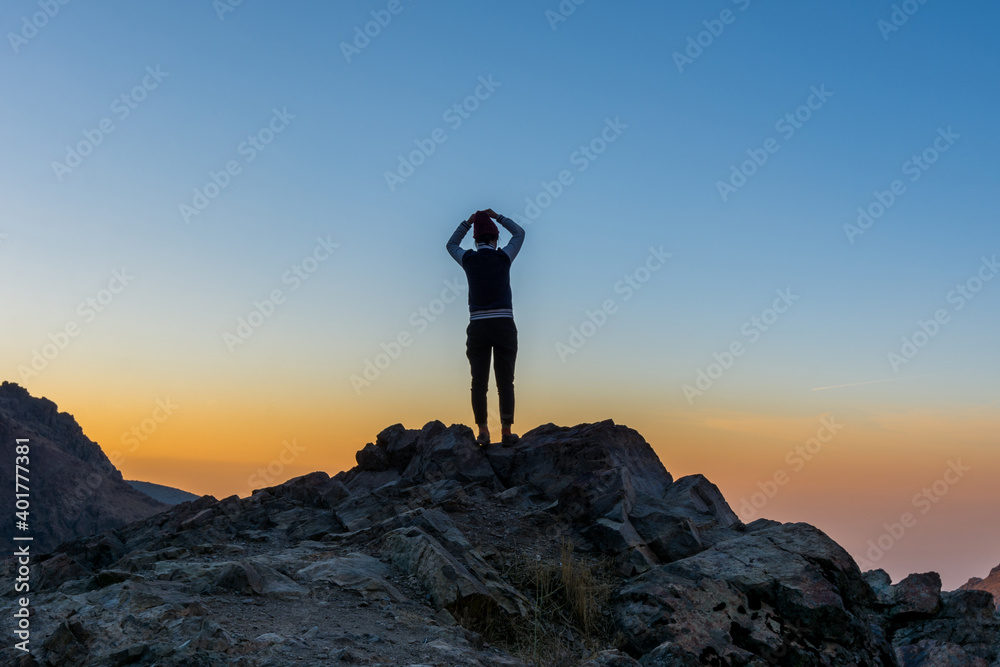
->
[2,0,999,587]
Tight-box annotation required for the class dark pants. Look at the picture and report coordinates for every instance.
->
[466,318,517,426]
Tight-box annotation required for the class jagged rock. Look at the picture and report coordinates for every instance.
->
[892,589,1000,664]
[401,421,499,487]
[356,440,390,471]
[627,509,703,564]
[211,560,306,598]
[34,552,94,591]
[865,568,895,605]
[557,468,636,523]
[381,525,489,606]
[297,552,406,601]
[485,420,673,501]
[337,421,500,494]
[283,508,348,541]
[960,563,1000,610]
[615,522,893,664]
[377,423,419,468]
[891,572,943,620]
[584,517,645,554]
[483,421,744,575]
[39,620,90,667]
[262,471,349,510]
[381,524,528,618]
[660,474,740,530]
[896,639,990,667]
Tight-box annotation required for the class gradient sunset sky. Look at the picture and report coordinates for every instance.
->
[2,1,998,589]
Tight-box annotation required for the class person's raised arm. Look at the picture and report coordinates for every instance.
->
[446,215,473,266]
[495,213,525,262]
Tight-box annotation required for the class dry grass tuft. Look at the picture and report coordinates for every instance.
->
[462,540,618,666]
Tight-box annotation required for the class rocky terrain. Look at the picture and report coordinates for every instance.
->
[0,382,167,555]
[2,415,998,666]
[962,565,1000,610]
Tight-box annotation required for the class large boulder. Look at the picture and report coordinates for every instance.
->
[615,522,893,664]
[890,572,943,621]
[483,421,743,572]
[485,420,673,501]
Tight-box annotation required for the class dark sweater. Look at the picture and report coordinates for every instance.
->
[446,215,525,320]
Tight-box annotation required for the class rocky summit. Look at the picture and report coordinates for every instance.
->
[3,419,998,666]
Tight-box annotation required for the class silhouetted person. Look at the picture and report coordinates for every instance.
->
[446,209,525,446]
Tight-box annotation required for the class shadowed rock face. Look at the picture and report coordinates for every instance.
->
[0,382,168,554]
[485,420,674,500]
[961,563,1000,610]
[1,412,996,666]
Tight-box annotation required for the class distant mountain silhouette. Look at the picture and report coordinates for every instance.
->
[0,381,168,554]
[127,479,200,505]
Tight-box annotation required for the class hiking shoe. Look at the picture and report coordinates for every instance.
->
[501,433,519,447]
[476,433,490,446]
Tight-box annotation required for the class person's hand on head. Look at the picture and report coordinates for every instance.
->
[483,208,498,219]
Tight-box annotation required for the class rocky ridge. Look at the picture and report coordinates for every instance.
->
[2,419,997,666]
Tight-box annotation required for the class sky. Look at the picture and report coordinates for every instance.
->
[2,0,998,589]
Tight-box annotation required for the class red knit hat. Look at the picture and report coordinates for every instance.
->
[472,211,498,243]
